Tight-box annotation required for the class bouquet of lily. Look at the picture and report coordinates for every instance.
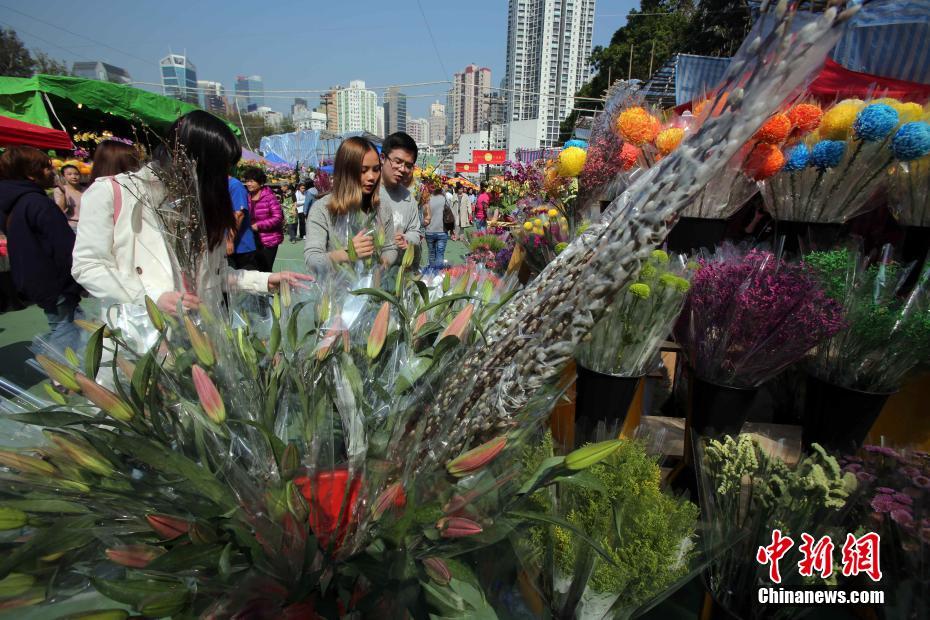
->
[511,433,702,619]
[839,445,930,618]
[758,99,930,222]
[805,246,930,392]
[576,250,692,377]
[674,244,846,388]
[697,434,857,619]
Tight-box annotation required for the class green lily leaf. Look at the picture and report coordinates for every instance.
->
[84,325,105,380]
[395,356,432,394]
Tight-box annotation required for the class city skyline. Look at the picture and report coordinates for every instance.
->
[5,0,632,119]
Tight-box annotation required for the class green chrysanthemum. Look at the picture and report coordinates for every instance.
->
[650,249,670,264]
[629,283,651,299]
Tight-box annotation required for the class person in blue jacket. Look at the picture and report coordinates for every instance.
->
[0,146,83,353]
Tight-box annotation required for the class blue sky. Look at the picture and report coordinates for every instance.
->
[3,0,637,117]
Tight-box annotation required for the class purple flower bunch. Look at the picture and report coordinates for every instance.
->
[502,160,544,193]
[675,246,846,387]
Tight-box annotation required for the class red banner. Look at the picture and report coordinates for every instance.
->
[455,162,478,173]
[472,149,507,165]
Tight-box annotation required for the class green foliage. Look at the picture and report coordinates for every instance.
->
[0,28,71,77]
[523,435,698,607]
[468,234,506,253]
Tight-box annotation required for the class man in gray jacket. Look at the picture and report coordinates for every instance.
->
[379,132,423,267]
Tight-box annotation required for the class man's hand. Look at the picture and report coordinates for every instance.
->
[157,291,201,316]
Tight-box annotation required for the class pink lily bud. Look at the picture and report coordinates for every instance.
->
[191,365,226,424]
[438,304,474,342]
[366,302,391,360]
[45,432,113,476]
[413,312,428,335]
[0,450,55,476]
[105,544,164,568]
[146,514,190,540]
[371,482,406,521]
[446,436,507,477]
[74,373,134,422]
[436,516,483,538]
[423,557,452,585]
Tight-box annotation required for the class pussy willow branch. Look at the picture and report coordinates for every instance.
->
[416,1,858,469]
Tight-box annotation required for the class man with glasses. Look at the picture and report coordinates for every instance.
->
[380,132,423,268]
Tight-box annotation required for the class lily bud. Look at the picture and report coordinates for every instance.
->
[105,544,164,568]
[272,293,282,320]
[401,242,415,268]
[64,347,80,367]
[446,436,507,477]
[436,516,483,538]
[74,373,134,422]
[144,296,166,332]
[191,365,225,424]
[438,304,474,342]
[0,450,55,476]
[366,302,391,360]
[285,481,309,522]
[279,443,299,480]
[114,356,136,380]
[0,573,35,598]
[371,482,406,521]
[188,522,219,545]
[146,514,190,540]
[423,557,451,585]
[316,319,347,361]
[413,312,427,335]
[452,271,470,295]
[480,279,494,304]
[564,439,623,471]
[0,507,27,530]
[35,354,80,392]
[441,272,451,293]
[184,316,215,367]
[45,432,113,476]
[74,318,109,337]
[43,383,67,405]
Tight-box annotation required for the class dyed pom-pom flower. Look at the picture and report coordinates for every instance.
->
[754,114,792,144]
[745,144,785,180]
[616,107,660,146]
[891,122,930,161]
[619,142,640,170]
[564,139,588,149]
[853,104,899,142]
[783,144,810,171]
[811,140,847,169]
[655,127,685,154]
[788,103,823,133]
[820,101,864,140]
[557,146,587,177]
[891,101,924,124]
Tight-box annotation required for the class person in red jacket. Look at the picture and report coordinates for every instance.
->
[241,167,284,272]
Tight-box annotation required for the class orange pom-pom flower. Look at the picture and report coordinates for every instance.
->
[745,144,785,181]
[656,127,685,154]
[787,103,823,133]
[616,107,660,146]
[619,143,641,170]
[754,114,792,144]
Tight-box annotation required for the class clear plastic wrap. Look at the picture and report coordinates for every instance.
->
[891,157,930,227]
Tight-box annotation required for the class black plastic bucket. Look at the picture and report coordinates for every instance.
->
[803,374,893,451]
[690,377,758,437]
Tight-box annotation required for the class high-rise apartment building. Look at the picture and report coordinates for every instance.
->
[383,86,407,135]
[503,0,596,146]
[428,101,446,146]
[73,61,131,85]
[319,88,340,133]
[235,75,265,109]
[197,80,226,114]
[160,54,198,104]
[447,65,492,145]
[407,117,430,146]
[336,80,378,135]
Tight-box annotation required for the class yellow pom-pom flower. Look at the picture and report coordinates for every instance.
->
[616,107,661,146]
[557,147,587,178]
[523,221,533,231]
[547,208,559,218]
[820,101,865,140]
[655,127,685,155]
[893,102,924,124]
[533,218,543,227]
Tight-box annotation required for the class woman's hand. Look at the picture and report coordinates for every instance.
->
[394,233,409,251]
[352,230,375,259]
[268,271,314,292]
[157,291,201,315]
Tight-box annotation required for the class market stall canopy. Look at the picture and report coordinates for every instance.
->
[0,74,240,137]
[0,115,74,150]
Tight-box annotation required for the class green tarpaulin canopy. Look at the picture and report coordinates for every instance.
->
[0,74,240,137]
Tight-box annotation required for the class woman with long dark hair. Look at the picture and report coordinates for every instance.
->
[89,139,142,183]
[72,111,309,329]
[303,136,397,273]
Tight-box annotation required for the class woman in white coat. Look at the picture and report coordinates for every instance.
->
[73,111,309,342]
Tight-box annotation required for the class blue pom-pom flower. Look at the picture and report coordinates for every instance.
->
[564,139,588,150]
[783,144,810,171]
[811,140,846,170]
[853,104,899,142]
[891,122,930,161]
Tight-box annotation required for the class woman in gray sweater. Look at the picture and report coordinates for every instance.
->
[304,137,397,274]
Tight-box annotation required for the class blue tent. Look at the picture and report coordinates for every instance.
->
[263,151,288,165]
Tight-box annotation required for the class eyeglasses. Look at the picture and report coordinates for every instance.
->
[386,156,415,171]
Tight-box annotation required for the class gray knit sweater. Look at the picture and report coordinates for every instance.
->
[303,193,398,273]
